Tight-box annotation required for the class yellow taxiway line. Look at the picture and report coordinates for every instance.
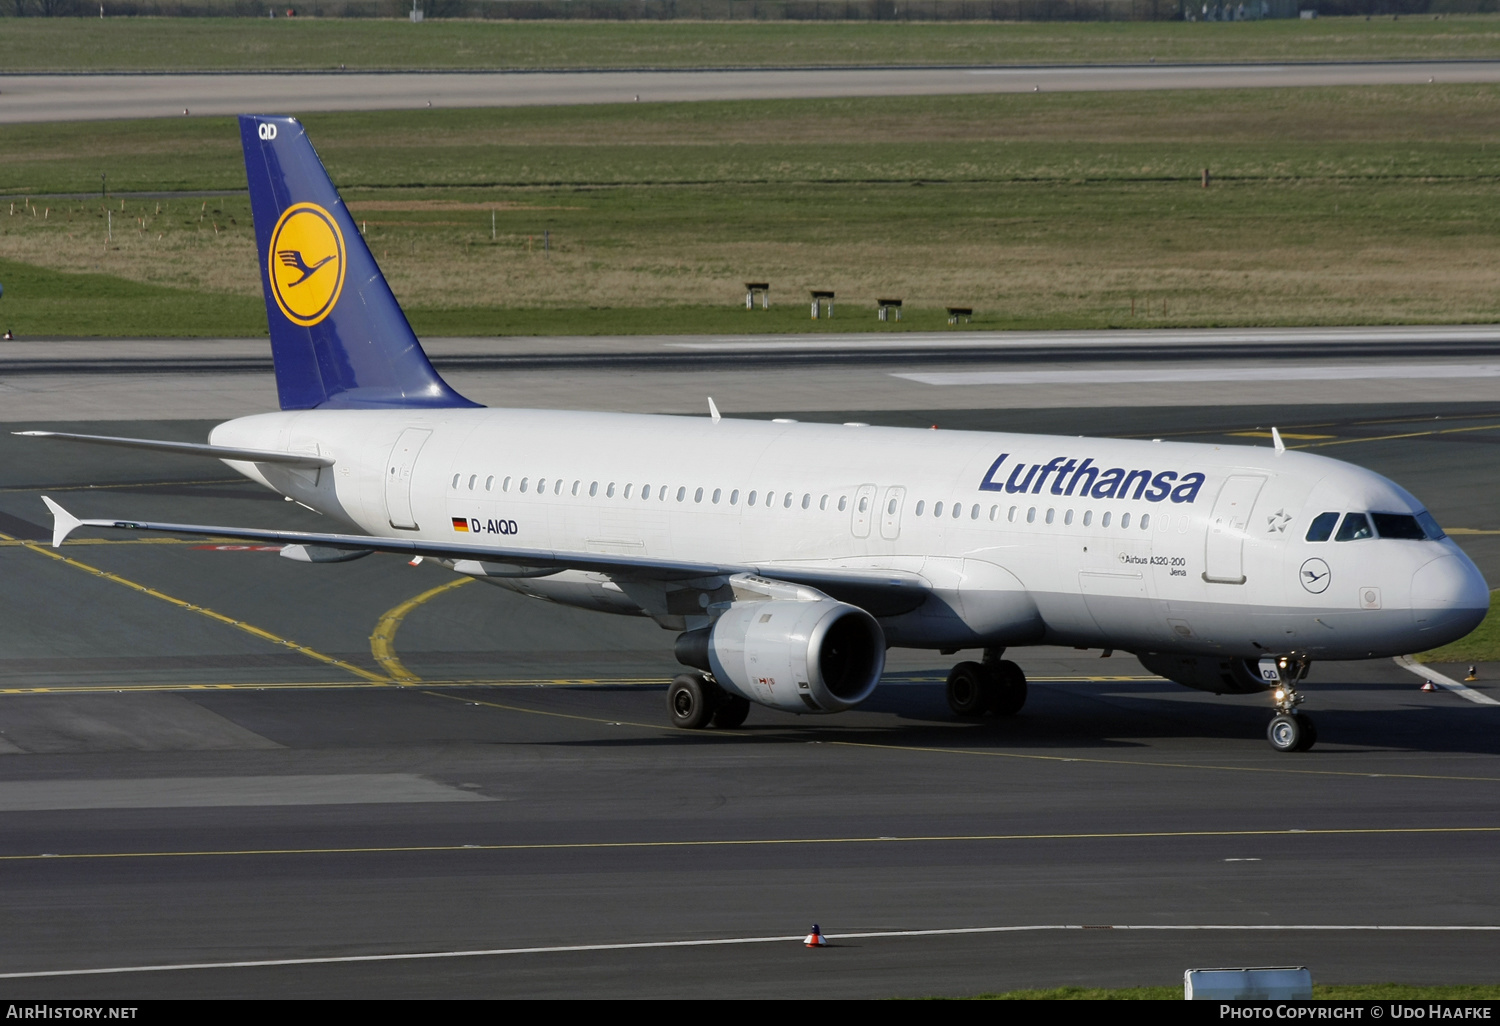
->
[368,576,472,681]
[0,529,389,684]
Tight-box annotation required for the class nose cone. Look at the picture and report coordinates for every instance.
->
[1411,553,1491,647]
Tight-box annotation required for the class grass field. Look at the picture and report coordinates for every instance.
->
[2,16,1499,72]
[5,87,1500,336]
[967,983,1500,999]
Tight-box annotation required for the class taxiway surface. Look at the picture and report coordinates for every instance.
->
[4,61,1500,123]
[0,395,1495,998]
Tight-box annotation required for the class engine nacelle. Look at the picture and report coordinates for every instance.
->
[1137,652,1268,695]
[676,599,885,714]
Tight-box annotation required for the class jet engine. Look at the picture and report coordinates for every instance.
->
[1137,653,1268,695]
[675,597,885,714]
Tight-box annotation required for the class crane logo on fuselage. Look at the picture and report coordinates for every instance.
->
[979,454,1206,504]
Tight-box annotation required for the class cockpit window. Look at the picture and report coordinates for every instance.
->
[1305,512,1339,542]
[1416,510,1447,540]
[1370,513,1427,540]
[1334,513,1374,541]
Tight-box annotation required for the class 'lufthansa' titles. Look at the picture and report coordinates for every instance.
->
[979,454,1206,504]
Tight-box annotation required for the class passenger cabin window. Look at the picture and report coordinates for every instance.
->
[589,482,598,497]
[520,478,529,493]
[1371,513,1427,540]
[748,490,758,506]
[1045,508,1055,525]
[1306,511,1339,542]
[887,497,897,515]
[677,487,687,502]
[1140,514,1150,530]
[783,493,793,509]
[952,503,962,519]
[1335,513,1374,541]
[1083,510,1092,526]
[934,501,944,518]
[915,501,925,516]
[485,476,494,492]
[1121,512,1131,529]
[642,485,652,500]
[731,490,741,505]
[713,489,722,504]
[1007,506,1017,523]
[572,481,580,496]
[607,483,616,498]
[819,495,828,511]
[1102,511,1112,527]
[1026,507,1036,524]
[696,488,705,503]
[838,496,848,512]
[859,496,869,513]
[971,505,980,521]
[1064,509,1074,526]
[803,493,812,510]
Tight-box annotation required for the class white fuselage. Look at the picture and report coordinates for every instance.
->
[212,408,1489,662]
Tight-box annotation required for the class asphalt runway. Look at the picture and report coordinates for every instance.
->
[0,397,1495,998]
[5,61,1500,123]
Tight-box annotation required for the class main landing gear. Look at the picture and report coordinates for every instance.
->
[667,672,751,730]
[946,649,1027,719]
[1265,655,1317,753]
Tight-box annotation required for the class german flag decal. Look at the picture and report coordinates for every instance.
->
[451,517,469,532]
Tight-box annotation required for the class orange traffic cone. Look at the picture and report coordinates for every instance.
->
[804,924,826,948]
[1465,666,1479,682]
[1421,680,1438,692]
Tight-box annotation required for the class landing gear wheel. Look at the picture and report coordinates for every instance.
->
[712,695,751,729]
[1293,711,1317,751]
[668,673,720,730]
[1267,712,1314,753]
[946,661,992,718]
[987,660,1028,717]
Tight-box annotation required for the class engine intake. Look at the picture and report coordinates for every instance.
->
[676,598,885,713]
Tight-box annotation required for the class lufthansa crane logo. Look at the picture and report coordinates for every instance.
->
[267,202,346,327]
[1299,557,1331,594]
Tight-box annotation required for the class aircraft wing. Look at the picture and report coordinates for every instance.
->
[39,498,929,612]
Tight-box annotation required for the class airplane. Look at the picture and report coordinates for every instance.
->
[27,115,1490,753]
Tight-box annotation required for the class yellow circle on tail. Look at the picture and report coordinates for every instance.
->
[267,203,346,327]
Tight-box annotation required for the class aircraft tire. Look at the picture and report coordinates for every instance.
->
[946,661,991,717]
[1267,712,1306,753]
[712,695,751,729]
[1294,712,1318,752]
[668,673,719,730]
[987,660,1028,717]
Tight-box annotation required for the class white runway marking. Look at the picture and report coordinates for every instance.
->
[2,924,1496,979]
[679,326,1500,351]
[894,364,1500,386]
[1394,656,1500,707]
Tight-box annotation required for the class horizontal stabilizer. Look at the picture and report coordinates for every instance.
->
[15,431,334,468]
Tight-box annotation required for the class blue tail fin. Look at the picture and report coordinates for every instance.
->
[239,115,478,411]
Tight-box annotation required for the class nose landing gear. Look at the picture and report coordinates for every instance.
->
[946,649,1028,718]
[1264,655,1316,753]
